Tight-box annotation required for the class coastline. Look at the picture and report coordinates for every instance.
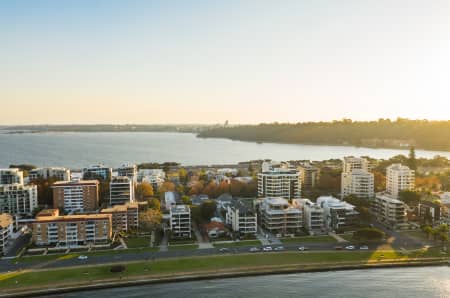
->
[1,259,447,298]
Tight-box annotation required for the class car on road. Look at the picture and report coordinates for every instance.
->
[263,246,273,252]
[345,245,355,250]
[274,246,284,251]
[77,255,88,260]
[249,247,260,252]
[359,245,369,250]
[219,248,230,253]
[298,246,309,251]
[334,246,343,250]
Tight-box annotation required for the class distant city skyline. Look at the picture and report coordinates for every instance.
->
[1,0,450,125]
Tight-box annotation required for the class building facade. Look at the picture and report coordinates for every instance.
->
[342,157,371,173]
[386,164,415,199]
[258,167,301,200]
[28,167,70,182]
[52,180,99,213]
[341,169,375,199]
[101,202,139,232]
[170,205,191,238]
[317,196,359,231]
[117,164,137,181]
[0,213,13,256]
[371,193,407,227]
[259,197,302,236]
[298,162,319,192]
[137,169,165,190]
[82,164,112,180]
[110,176,134,206]
[0,184,38,215]
[300,199,325,234]
[226,200,257,235]
[0,169,24,185]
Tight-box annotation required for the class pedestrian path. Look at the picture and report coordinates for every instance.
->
[329,232,349,243]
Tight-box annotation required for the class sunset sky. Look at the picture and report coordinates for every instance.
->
[1,0,450,125]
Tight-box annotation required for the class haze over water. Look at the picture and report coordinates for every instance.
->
[1,132,449,168]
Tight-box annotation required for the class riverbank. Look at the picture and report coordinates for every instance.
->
[0,250,448,297]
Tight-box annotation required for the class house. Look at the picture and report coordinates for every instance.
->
[204,221,227,239]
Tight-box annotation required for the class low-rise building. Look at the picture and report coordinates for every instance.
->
[300,199,325,234]
[32,209,112,247]
[101,202,139,232]
[137,169,165,190]
[0,168,24,185]
[117,164,137,181]
[52,180,99,213]
[0,213,13,256]
[82,164,112,180]
[170,205,191,238]
[418,201,441,225]
[204,221,227,239]
[110,176,134,206]
[0,184,38,215]
[259,197,302,236]
[317,196,359,231]
[371,193,407,227]
[226,199,257,235]
[28,167,70,182]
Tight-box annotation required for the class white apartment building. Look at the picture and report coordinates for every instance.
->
[170,205,191,238]
[0,169,24,185]
[226,200,257,235]
[0,213,13,256]
[29,167,71,181]
[82,164,112,180]
[300,199,325,234]
[259,197,303,236]
[371,193,407,227]
[341,169,374,199]
[0,184,38,215]
[258,164,301,200]
[342,157,371,173]
[117,164,137,181]
[317,196,358,231]
[110,176,134,206]
[137,169,165,190]
[386,164,415,199]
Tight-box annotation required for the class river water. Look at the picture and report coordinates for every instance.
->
[46,266,450,298]
[0,132,449,168]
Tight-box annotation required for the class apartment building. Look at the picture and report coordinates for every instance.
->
[0,213,13,256]
[317,196,358,231]
[298,162,319,192]
[52,180,99,213]
[386,164,415,199]
[28,167,71,182]
[341,169,374,199]
[258,163,301,200]
[342,157,371,173]
[117,164,137,181]
[101,202,139,232]
[137,169,165,190]
[0,169,24,185]
[418,201,441,225]
[32,209,112,247]
[0,184,38,215]
[371,193,407,227]
[259,197,302,236]
[226,199,257,235]
[109,176,134,206]
[170,205,191,238]
[82,164,112,180]
[300,199,325,234]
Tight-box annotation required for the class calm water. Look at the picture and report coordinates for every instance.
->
[1,132,449,168]
[48,267,450,298]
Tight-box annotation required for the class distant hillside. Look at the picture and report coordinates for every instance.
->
[197,119,450,152]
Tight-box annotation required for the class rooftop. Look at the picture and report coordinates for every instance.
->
[52,180,99,187]
[0,213,13,228]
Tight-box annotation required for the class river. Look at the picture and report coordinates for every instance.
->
[0,132,449,168]
[45,266,450,298]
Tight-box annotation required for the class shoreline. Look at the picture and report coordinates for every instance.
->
[1,259,447,298]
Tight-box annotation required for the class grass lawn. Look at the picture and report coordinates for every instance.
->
[339,234,354,242]
[280,236,337,244]
[1,248,446,293]
[125,237,150,248]
[168,244,199,251]
[399,230,430,242]
[213,240,262,248]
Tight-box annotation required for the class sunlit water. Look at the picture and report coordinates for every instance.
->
[47,267,450,298]
[1,132,449,168]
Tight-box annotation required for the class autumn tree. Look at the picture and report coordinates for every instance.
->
[148,198,161,210]
[139,208,162,232]
[135,182,154,201]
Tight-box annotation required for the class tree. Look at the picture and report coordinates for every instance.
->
[408,146,417,171]
[139,208,162,232]
[398,190,421,207]
[178,168,188,184]
[135,182,154,201]
[200,200,217,222]
[148,198,160,210]
[423,225,433,240]
[189,181,204,195]
[159,181,176,193]
[182,195,191,205]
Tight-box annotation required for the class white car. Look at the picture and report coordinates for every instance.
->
[359,245,369,250]
[77,255,88,260]
[298,246,309,251]
[249,247,260,252]
[274,246,284,251]
[263,246,273,252]
[345,245,355,250]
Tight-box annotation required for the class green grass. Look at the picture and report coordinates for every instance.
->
[1,249,445,292]
[280,236,337,244]
[125,237,150,248]
[399,230,430,242]
[213,240,262,248]
[339,234,354,242]
[168,244,199,251]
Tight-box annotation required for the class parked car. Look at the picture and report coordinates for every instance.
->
[274,246,284,251]
[334,246,343,250]
[249,247,260,252]
[359,245,369,250]
[263,246,273,252]
[298,246,309,251]
[77,255,88,260]
[345,245,355,250]
[219,248,230,253]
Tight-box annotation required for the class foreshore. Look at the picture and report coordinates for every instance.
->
[1,258,447,298]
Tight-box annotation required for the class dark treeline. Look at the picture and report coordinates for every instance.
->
[198,119,450,151]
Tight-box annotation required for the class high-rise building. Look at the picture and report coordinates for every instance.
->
[109,176,134,206]
[28,167,71,182]
[117,164,137,181]
[170,205,191,238]
[0,169,24,185]
[342,157,371,173]
[0,184,38,215]
[298,162,319,192]
[52,180,99,213]
[259,197,303,236]
[341,156,374,199]
[258,162,301,200]
[82,164,112,180]
[0,213,13,256]
[386,164,415,199]
[101,202,139,232]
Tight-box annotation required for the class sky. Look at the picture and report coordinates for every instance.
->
[1,0,450,125]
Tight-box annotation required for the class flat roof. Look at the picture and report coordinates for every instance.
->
[33,213,111,223]
[0,213,13,228]
[52,180,99,187]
